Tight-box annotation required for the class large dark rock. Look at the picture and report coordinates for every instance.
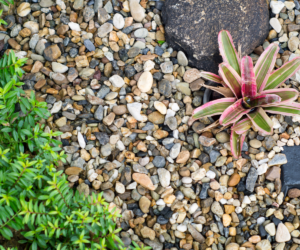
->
[162,0,269,73]
[281,146,300,196]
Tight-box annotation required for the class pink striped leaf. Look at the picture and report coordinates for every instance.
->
[201,72,225,86]
[219,63,242,98]
[192,98,236,119]
[260,89,298,105]
[241,56,257,98]
[263,102,300,116]
[218,30,241,75]
[219,99,250,126]
[247,107,273,135]
[254,43,279,92]
[247,94,281,108]
[230,130,246,158]
[232,118,252,135]
[264,57,300,90]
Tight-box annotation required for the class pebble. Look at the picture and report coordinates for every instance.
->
[109,75,125,88]
[113,13,125,29]
[270,1,285,14]
[129,0,145,22]
[270,18,282,33]
[17,3,31,17]
[276,223,291,242]
[137,71,153,92]
[127,103,143,121]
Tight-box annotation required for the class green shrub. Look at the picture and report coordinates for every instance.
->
[0,50,150,250]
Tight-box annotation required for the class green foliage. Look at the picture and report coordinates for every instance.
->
[130,242,151,250]
[0,50,150,249]
[0,0,14,26]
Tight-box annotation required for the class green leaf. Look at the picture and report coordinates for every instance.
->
[264,57,300,90]
[264,102,300,116]
[3,80,13,94]
[218,30,241,75]
[254,43,279,92]
[247,107,273,135]
[192,98,236,119]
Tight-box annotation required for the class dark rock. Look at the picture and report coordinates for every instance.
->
[157,215,169,224]
[95,132,109,145]
[199,183,209,199]
[94,105,104,121]
[162,0,269,73]
[152,156,166,168]
[281,145,300,196]
[84,39,95,51]
[158,79,172,97]
[246,167,258,192]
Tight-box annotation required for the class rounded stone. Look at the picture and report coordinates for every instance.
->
[137,71,153,93]
[17,3,31,17]
[216,132,230,143]
[113,13,125,29]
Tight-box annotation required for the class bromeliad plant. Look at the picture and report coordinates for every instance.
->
[192,30,300,158]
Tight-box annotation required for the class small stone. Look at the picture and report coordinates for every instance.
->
[216,132,230,143]
[211,201,223,217]
[132,173,155,191]
[199,136,216,146]
[83,6,95,22]
[153,156,165,168]
[129,0,145,22]
[73,0,84,9]
[139,196,150,213]
[223,214,231,227]
[78,132,86,149]
[249,139,262,148]
[154,101,167,115]
[69,22,81,31]
[265,223,276,236]
[176,151,190,164]
[109,75,125,88]
[141,226,155,241]
[288,36,300,52]
[246,167,258,192]
[228,173,241,187]
[113,13,125,29]
[288,188,300,198]
[52,62,68,73]
[183,68,201,83]
[276,223,291,243]
[270,18,282,33]
[84,40,95,52]
[127,102,143,121]
[256,240,271,250]
[148,111,165,124]
[160,61,173,74]
[187,224,205,243]
[270,1,285,14]
[44,45,61,61]
[268,154,287,166]
[134,28,148,38]
[98,23,113,38]
[137,71,153,92]
[157,168,170,187]
[17,3,31,17]
[225,243,239,250]
[177,51,188,66]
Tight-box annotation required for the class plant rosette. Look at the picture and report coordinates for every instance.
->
[192,30,300,158]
